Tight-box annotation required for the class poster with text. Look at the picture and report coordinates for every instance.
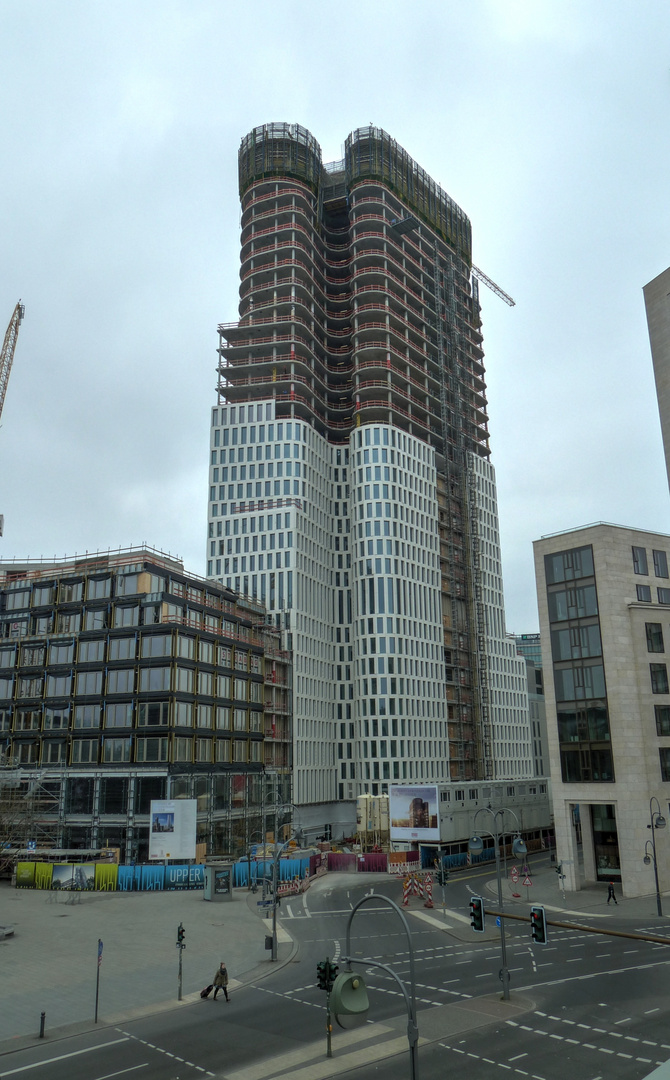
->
[389,785,440,841]
[148,799,197,860]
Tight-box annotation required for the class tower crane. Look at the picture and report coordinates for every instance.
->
[471,265,515,307]
[0,301,25,538]
[0,301,25,425]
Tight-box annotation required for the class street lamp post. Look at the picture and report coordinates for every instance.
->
[469,807,527,1002]
[645,796,666,917]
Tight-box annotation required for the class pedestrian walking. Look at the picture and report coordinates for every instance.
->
[607,881,618,905]
[213,961,229,1001]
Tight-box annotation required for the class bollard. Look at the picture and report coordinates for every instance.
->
[39,1012,45,1038]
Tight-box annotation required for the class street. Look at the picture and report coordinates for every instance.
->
[2,864,670,1079]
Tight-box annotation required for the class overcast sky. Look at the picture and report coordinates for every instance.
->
[2,1,669,632]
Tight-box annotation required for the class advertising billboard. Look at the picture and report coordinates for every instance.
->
[389,785,440,842]
[148,799,197,860]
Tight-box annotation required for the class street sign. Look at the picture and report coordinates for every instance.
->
[27,841,36,852]
[511,871,519,882]
[496,916,501,927]
[97,939,103,967]
[257,899,273,906]
[523,876,532,887]
[511,866,518,876]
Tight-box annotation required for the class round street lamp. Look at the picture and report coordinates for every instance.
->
[646,796,666,917]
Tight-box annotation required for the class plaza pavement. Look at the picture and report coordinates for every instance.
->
[1,860,668,1055]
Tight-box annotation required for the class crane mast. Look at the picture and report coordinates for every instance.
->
[0,301,25,538]
[0,301,25,424]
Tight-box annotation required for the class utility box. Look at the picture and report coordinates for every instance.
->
[203,862,234,902]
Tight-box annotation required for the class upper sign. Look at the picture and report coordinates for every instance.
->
[389,785,440,842]
[148,799,197,861]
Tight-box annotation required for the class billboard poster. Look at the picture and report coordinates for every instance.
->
[389,785,440,841]
[148,799,197,860]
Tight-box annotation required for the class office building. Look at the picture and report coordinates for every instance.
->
[0,547,291,861]
[207,123,533,836]
[534,522,670,896]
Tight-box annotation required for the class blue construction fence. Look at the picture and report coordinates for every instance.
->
[233,857,310,888]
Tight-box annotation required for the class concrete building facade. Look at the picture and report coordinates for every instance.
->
[207,123,534,837]
[534,522,670,897]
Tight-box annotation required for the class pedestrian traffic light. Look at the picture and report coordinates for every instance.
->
[317,959,329,991]
[177,923,185,945]
[530,905,548,945]
[469,895,485,933]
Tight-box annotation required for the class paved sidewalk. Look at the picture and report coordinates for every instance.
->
[479,860,670,924]
[0,880,291,1046]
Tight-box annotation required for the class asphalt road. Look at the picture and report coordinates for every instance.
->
[2,868,670,1080]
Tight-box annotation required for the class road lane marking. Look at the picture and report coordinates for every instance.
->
[94,1068,148,1080]
[0,1039,129,1076]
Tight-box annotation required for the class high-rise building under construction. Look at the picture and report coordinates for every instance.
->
[206,124,530,837]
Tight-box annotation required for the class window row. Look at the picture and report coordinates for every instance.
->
[636,584,670,604]
[0,636,260,671]
[0,702,263,732]
[0,669,262,700]
[633,546,669,578]
[8,734,264,766]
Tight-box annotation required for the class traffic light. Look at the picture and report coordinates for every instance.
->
[530,905,548,945]
[469,895,485,933]
[177,922,185,945]
[317,960,329,990]
[327,960,339,991]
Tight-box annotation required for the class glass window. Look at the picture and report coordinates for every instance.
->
[22,645,45,666]
[5,589,30,611]
[105,702,133,728]
[0,646,16,669]
[48,642,73,664]
[109,637,135,660]
[646,623,664,653]
[197,704,212,728]
[59,581,83,603]
[16,742,39,764]
[654,550,669,578]
[660,748,670,781]
[174,667,193,693]
[215,739,230,762]
[199,640,214,665]
[655,705,670,736]
[88,577,111,599]
[42,740,66,764]
[233,739,247,762]
[651,663,669,695]
[78,639,104,663]
[216,707,230,729]
[217,675,231,698]
[233,707,247,731]
[32,585,54,606]
[57,612,80,634]
[138,701,169,726]
[135,737,168,762]
[173,737,192,762]
[234,650,248,672]
[637,584,652,602]
[84,608,109,630]
[199,671,213,696]
[250,654,261,674]
[234,677,247,701]
[658,588,670,605]
[139,667,170,692]
[0,677,13,699]
[544,545,594,584]
[102,737,132,762]
[45,674,71,697]
[554,664,606,701]
[218,645,232,667]
[117,574,140,596]
[14,710,40,730]
[76,670,102,696]
[115,605,139,627]
[107,668,134,693]
[633,546,649,575]
[195,738,212,762]
[141,634,172,657]
[174,701,193,726]
[58,583,82,609]
[547,585,598,622]
[177,635,195,659]
[44,706,69,729]
[74,704,100,728]
[71,739,98,764]
[551,624,601,661]
[18,676,43,697]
